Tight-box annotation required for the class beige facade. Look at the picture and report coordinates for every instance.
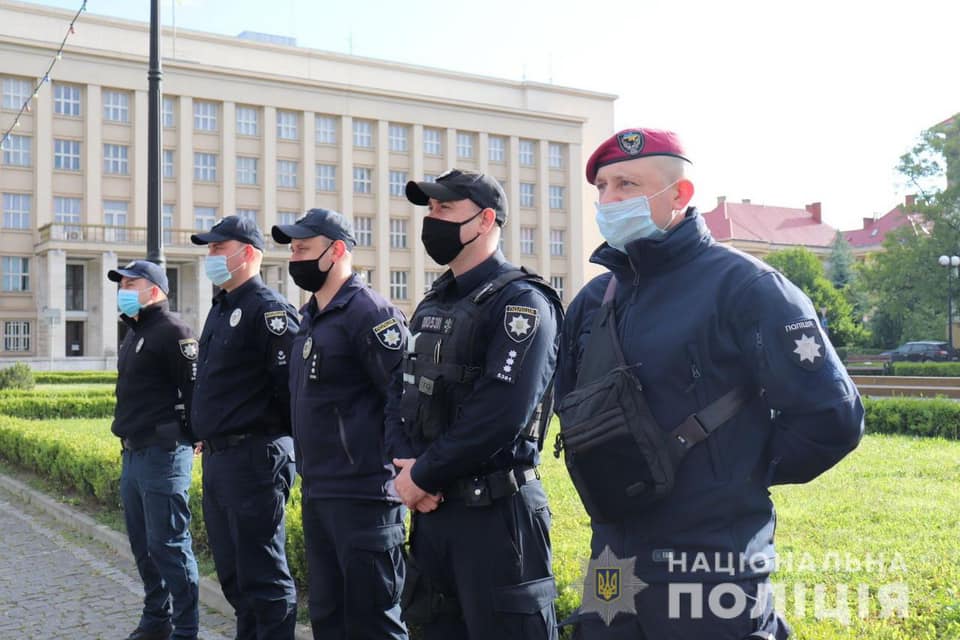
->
[0,1,615,369]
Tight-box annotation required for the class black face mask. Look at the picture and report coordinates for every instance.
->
[421,210,483,265]
[288,243,333,292]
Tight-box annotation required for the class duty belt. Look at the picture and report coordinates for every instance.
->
[448,466,539,507]
[121,429,187,452]
[203,428,286,452]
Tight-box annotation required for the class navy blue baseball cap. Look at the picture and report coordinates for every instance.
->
[406,169,508,225]
[271,208,357,249]
[191,215,265,250]
[107,259,169,294]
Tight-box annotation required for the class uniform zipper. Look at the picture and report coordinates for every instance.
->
[335,406,354,465]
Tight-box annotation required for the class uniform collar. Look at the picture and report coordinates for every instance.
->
[121,300,169,328]
[442,250,506,300]
[590,208,714,282]
[215,274,264,309]
[301,273,366,318]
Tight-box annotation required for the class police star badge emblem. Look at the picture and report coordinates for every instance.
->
[264,311,288,336]
[781,317,825,371]
[229,308,242,327]
[178,338,198,360]
[580,545,648,626]
[617,130,645,155]
[373,318,403,350]
[504,305,539,343]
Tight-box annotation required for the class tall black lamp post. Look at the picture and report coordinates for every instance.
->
[938,254,959,348]
[146,0,164,267]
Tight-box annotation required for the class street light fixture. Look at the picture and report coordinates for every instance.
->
[938,255,960,348]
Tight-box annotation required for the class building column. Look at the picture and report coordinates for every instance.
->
[97,251,118,358]
[477,132,489,174]
[84,85,102,226]
[506,136,521,262]
[262,106,277,228]
[34,73,53,227]
[194,255,212,322]
[177,96,193,228]
[301,111,316,213]
[375,120,390,295]
[411,124,425,299]
[445,128,457,170]
[567,143,585,293]
[133,90,148,227]
[42,249,67,362]
[338,116,353,219]
[537,138,550,278]
[221,101,236,220]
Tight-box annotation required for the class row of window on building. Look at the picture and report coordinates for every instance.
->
[2,77,567,167]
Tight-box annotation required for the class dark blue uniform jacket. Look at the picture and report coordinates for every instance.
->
[555,210,864,582]
[289,274,407,502]
[192,275,299,440]
[385,251,561,494]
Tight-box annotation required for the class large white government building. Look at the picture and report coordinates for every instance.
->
[0,0,615,369]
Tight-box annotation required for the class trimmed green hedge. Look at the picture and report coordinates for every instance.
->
[890,361,960,376]
[0,395,114,419]
[34,371,117,384]
[863,397,960,439]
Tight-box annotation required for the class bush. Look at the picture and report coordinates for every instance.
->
[0,394,114,419]
[864,397,960,439]
[34,371,117,384]
[890,361,960,376]
[0,363,34,390]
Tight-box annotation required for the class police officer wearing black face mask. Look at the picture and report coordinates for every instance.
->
[386,169,564,639]
[109,260,200,640]
[271,209,410,640]
[190,216,300,639]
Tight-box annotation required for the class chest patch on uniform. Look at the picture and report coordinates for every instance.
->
[373,318,403,350]
[135,337,145,353]
[782,318,825,371]
[178,338,198,360]
[229,308,242,327]
[264,310,288,335]
[419,314,454,334]
[504,305,539,343]
[302,336,313,360]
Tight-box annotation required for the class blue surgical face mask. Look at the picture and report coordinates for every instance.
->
[117,288,146,317]
[204,248,245,286]
[595,181,679,252]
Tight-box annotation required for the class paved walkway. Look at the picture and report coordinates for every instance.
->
[0,478,235,640]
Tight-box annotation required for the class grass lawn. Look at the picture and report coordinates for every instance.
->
[1,412,957,638]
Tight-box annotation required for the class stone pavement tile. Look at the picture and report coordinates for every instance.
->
[0,489,234,640]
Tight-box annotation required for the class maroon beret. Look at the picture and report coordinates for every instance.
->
[585,128,690,184]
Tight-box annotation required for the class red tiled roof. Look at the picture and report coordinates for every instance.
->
[701,201,838,247]
[842,200,928,248]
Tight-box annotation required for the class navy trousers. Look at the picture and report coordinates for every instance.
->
[119,442,199,639]
[301,497,408,640]
[202,434,297,640]
[409,480,558,640]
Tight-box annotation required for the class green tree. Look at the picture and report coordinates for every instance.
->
[828,232,855,289]
[764,247,868,347]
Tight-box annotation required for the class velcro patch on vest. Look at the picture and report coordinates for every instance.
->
[264,310,288,336]
[178,338,198,361]
[373,318,404,350]
[504,305,539,343]
[781,317,825,371]
[419,314,454,334]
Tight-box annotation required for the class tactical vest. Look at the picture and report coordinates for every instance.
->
[399,266,562,447]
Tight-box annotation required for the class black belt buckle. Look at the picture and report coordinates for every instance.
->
[464,476,492,507]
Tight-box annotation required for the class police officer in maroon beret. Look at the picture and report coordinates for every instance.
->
[554,129,863,639]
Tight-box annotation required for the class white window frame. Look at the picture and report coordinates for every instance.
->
[354,216,373,246]
[550,275,565,302]
[276,110,299,140]
[236,156,258,185]
[548,143,564,169]
[3,321,30,352]
[519,139,535,166]
[550,228,565,257]
[103,144,129,175]
[353,120,373,148]
[193,100,218,132]
[103,200,129,242]
[162,203,175,243]
[1,256,29,291]
[316,164,336,192]
[423,128,441,155]
[193,152,218,182]
[162,96,175,128]
[54,197,82,234]
[390,270,408,300]
[388,124,409,152]
[488,136,505,162]
[103,90,130,123]
[390,218,408,249]
[456,132,474,159]
[353,166,372,194]
[520,182,536,208]
[520,227,535,255]
[2,77,32,110]
[54,139,81,171]
[1,134,31,166]
[163,149,175,179]
[54,83,82,116]
[236,208,258,224]
[194,207,217,230]
[236,106,259,136]
[389,170,408,197]
[2,193,31,229]
[549,185,565,210]
[316,115,337,144]
[277,159,299,188]
[277,211,298,227]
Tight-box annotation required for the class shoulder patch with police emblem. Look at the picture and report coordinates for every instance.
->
[617,130,645,155]
[178,338,198,360]
[782,317,825,371]
[373,318,403,350]
[264,310,288,336]
[504,305,539,343]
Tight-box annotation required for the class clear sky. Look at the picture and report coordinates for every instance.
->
[17,0,960,231]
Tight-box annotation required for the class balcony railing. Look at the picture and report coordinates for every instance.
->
[37,223,283,250]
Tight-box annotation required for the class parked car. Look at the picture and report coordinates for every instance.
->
[880,341,957,363]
